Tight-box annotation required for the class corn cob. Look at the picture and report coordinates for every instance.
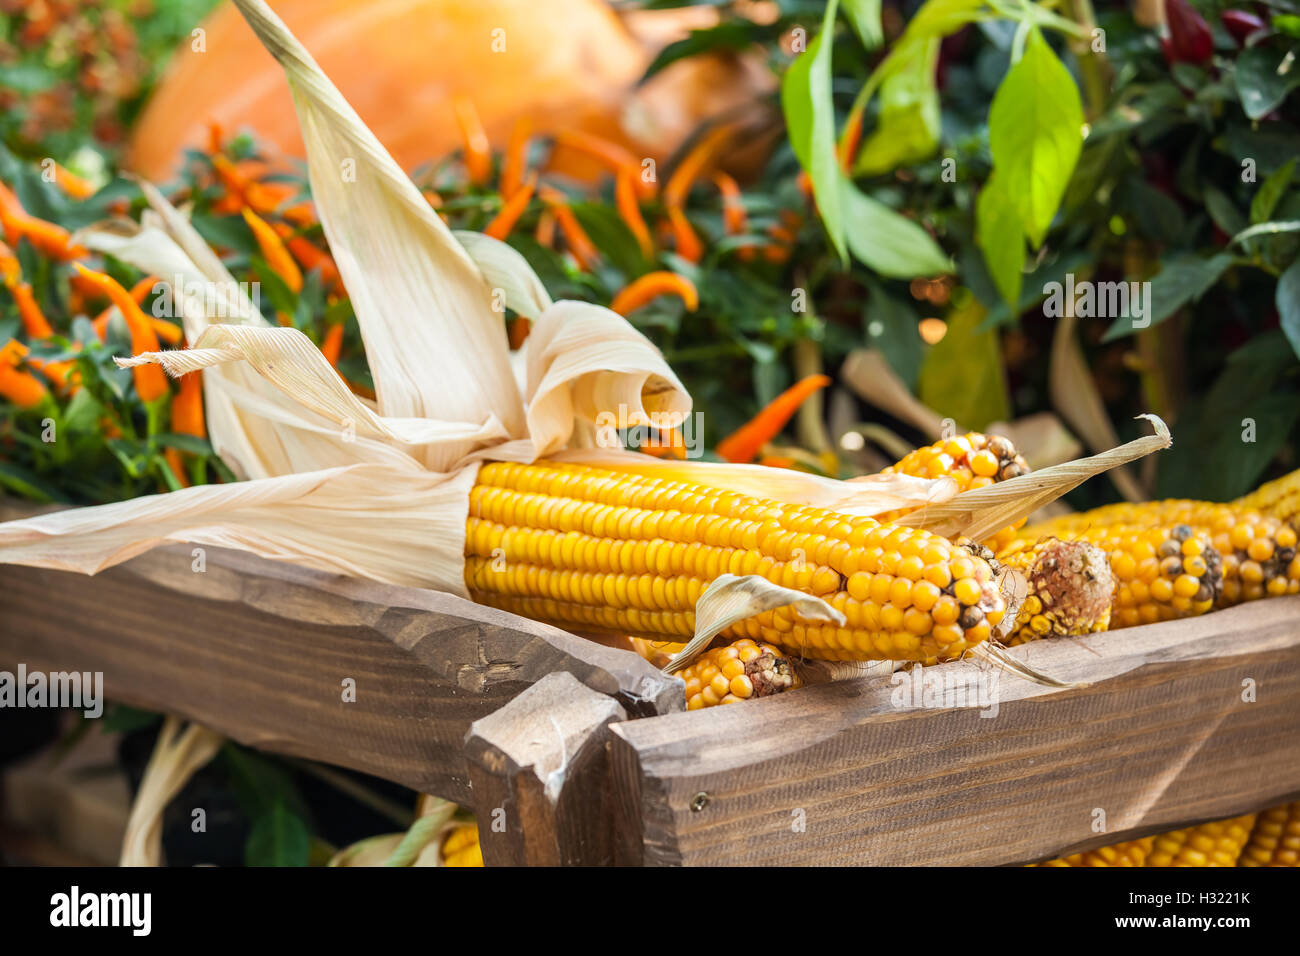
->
[882,433,1030,552]
[466,461,1006,662]
[1236,468,1300,530]
[1146,814,1257,867]
[995,537,1114,645]
[1239,802,1300,867]
[676,638,801,709]
[1033,836,1154,867]
[441,821,483,867]
[1006,524,1222,629]
[1026,501,1298,606]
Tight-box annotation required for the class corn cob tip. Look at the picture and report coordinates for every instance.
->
[997,537,1115,645]
[679,638,801,710]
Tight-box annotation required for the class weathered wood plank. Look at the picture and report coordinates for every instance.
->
[465,671,628,866]
[612,595,1300,866]
[0,543,681,805]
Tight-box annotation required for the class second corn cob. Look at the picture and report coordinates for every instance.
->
[881,432,1030,552]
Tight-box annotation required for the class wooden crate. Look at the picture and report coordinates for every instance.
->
[3,536,1299,865]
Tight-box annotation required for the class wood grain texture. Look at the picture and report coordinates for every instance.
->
[612,595,1300,866]
[465,671,628,866]
[0,541,681,804]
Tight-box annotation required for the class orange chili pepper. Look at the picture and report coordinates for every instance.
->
[93,275,164,341]
[50,161,96,200]
[609,271,699,316]
[210,154,283,216]
[242,207,303,294]
[163,364,205,488]
[540,190,600,271]
[837,109,864,173]
[712,171,747,235]
[550,129,653,198]
[715,374,831,464]
[8,282,53,339]
[0,340,48,408]
[0,239,18,285]
[320,322,345,368]
[483,173,537,241]
[171,367,205,438]
[0,182,87,260]
[72,264,169,402]
[508,317,532,350]
[665,206,703,264]
[500,117,532,200]
[207,121,224,156]
[453,96,493,187]
[272,223,340,291]
[535,208,557,249]
[796,169,814,200]
[615,169,654,260]
[664,125,735,209]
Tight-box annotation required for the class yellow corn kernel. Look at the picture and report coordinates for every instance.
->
[1032,837,1154,867]
[1146,814,1257,867]
[1239,802,1300,867]
[441,821,483,867]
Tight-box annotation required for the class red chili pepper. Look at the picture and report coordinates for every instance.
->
[1164,0,1214,65]
[1221,10,1265,46]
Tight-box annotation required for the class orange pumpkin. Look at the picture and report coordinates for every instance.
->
[127,0,772,183]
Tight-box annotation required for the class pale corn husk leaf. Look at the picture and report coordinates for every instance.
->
[230,0,525,470]
[327,833,406,867]
[896,414,1171,542]
[797,659,901,683]
[967,642,1090,690]
[1049,312,1147,501]
[0,462,478,595]
[118,325,512,449]
[556,446,958,515]
[78,218,400,479]
[121,717,224,866]
[663,573,846,674]
[453,230,554,320]
[841,349,949,438]
[518,300,692,459]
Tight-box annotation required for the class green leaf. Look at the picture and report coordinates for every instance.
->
[986,28,1084,247]
[642,22,754,80]
[1230,219,1300,246]
[1102,252,1236,340]
[862,282,924,389]
[1235,45,1300,121]
[842,177,952,278]
[154,432,217,456]
[854,39,941,176]
[245,802,310,867]
[1278,258,1300,360]
[1251,157,1296,225]
[0,462,60,503]
[1203,185,1247,237]
[918,295,1009,430]
[1154,332,1300,499]
[781,0,847,263]
[843,0,884,49]
[975,174,1025,307]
